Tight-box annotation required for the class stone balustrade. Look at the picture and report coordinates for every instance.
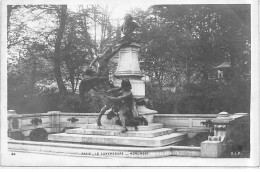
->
[154,114,218,138]
[8,110,219,139]
[8,111,100,139]
[201,112,249,158]
[7,110,250,158]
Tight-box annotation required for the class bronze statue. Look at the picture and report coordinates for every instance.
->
[89,42,129,79]
[121,14,139,43]
[79,42,129,104]
[105,79,140,133]
[79,14,146,130]
[95,85,122,126]
[96,79,148,130]
[79,14,138,101]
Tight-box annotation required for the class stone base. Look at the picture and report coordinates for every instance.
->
[48,123,187,147]
[137,105,158,114]
[66,128,173,138]
[85,123,163,131]
[201,141,223,158]
[48,132,187,147]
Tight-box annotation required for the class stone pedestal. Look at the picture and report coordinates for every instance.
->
[113,43,144,98]
[200,112,250,158]
[48,123,187,147]
[201,141,223,158]
[114,43,143,78]
[7,110,24,140]
[113,78,145,98]
[113,42,157,117]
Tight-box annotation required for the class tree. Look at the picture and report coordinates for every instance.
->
[7,4,118,113]
[7,4,250,113]
[134,5,250,87]
[53,5,68,96]
[133,4,250,113]
[61,10,94,93]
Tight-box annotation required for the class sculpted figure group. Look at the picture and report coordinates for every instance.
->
[79,14,147,133]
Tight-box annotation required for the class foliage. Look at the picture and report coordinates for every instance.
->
[8,4,117,113]
[146,78,250,114]
[136,5,249,84]
[78,90,105,113]
[136,5,250,114]
[7,4,250,114]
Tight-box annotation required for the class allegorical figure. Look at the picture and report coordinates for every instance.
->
[88,43,131,125]
[105,79,139,133]
[121,14,139,43]
[79,42,129,104]
[97,79,148,129]
[89,42,129,79]
[79,14,138,101]
[96,85,122,126]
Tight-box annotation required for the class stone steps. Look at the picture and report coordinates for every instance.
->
[65,127,174,138]
[48,132,187,147]
[48,123,187,147]
[85,123,163,131]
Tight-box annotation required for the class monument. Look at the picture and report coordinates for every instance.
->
[6,12,251,160]
[113,38,158,121]
[113,13,157,122]
[48,14,187,147]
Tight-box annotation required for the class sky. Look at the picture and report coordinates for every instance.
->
[68,0,156,41]
[95,0,152,19]
[68,0,156,25]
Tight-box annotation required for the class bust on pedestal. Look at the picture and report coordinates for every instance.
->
[113,18,157,122]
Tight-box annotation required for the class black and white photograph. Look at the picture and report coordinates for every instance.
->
[0,0,259,167]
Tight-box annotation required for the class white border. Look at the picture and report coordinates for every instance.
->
[1,0,259,167]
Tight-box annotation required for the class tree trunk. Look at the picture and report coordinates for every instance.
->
[185,55,191,84]
[65,59,75,93]
[7,6,12,31]
[53,5,68,96]
[201,64,209,82]
[7,6,19,37]
[30,54,37,95]
[229,45,236,80]
[200,31,210,82]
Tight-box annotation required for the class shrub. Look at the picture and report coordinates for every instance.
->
[145,79,250,114]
